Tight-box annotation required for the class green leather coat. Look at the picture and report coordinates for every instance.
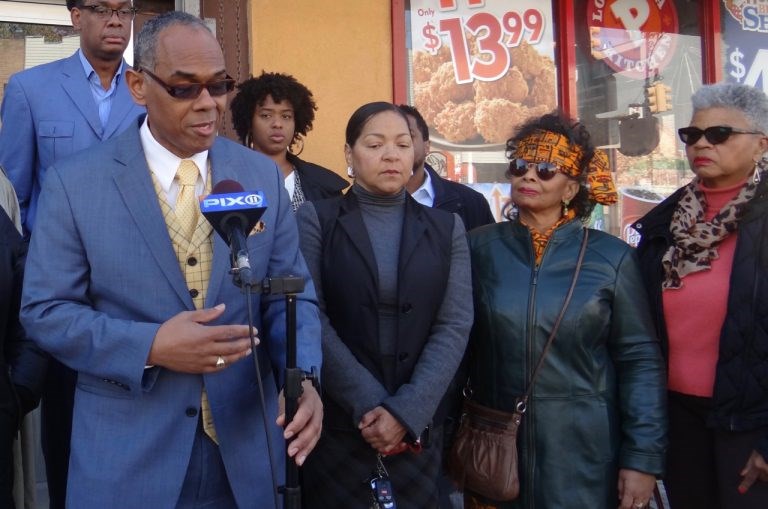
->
[467,220,667,508]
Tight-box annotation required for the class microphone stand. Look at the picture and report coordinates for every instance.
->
[277,281,303,509]
[232,268,314,509]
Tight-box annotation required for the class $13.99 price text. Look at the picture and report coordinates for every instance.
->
[422,9,545,83]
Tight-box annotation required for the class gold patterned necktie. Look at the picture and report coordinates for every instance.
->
[175,160,200,240]
[175,160,218,443]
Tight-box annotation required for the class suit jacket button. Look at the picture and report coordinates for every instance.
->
[401,303,412,314]
[186,407,198,417]
[398,352,409,362]
[187,256,197,266]
[189,289,199,298]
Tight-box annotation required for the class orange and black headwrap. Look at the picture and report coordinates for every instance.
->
[512,130,618,205]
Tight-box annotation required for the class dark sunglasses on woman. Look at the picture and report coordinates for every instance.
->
[507,159,560,181]
[677,125,763,146]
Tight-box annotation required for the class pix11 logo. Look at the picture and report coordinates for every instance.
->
[588,0,678,79]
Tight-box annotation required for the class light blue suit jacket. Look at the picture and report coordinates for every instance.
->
[20,117,322,508]
[0,51,144,236]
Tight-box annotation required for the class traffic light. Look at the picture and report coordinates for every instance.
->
[589,26,604,60]
[657,84,672,112]
[647,84,659,113]
[646,83,673,113]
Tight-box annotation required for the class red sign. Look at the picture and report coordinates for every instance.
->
[439,0,485,10]
[588,0,679,79]
[410,0,555,152]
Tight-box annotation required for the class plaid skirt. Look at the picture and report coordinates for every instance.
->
[303,426,443,509]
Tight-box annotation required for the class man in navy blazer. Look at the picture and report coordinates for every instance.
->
[21,11,322,508]
[0,2,145,506]
[399,104,496,230]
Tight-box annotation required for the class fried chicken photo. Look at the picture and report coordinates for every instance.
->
[474,66,528,104]
[409,31,557,145]
[474,100,550,144]
[524,66,557,110]
[429,61,475,104]
[434,100,477,143]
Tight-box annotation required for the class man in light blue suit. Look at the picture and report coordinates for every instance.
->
[20,11,322,508]
[0,3,145,506]
[0,0,145,237]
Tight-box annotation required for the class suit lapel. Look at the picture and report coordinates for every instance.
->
[111,123,193,308]
[399,197,427,270]
[204,143,239,307]
[426,163,457,209]
[337,193,379,284]
[60,53,103,138]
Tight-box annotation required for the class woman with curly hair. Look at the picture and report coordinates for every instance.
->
[463,112,667,508]
[230,71,347,210]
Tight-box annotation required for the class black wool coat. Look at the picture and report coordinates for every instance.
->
[287,153,348,202]
[0,209,46,430]
[635,177,768,459]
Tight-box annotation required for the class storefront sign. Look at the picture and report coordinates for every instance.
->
[587,0,679,79]
[724,0,768,92]
[408,0,556,148]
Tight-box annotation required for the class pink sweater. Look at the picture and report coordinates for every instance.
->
[663,180,745,397]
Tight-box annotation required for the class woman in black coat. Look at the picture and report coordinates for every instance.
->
[0,206,46,507]
[298,102,472,508]
[636,82,768,509]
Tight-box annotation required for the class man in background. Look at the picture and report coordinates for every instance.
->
[0,2,144,506]
[399,104,495,229]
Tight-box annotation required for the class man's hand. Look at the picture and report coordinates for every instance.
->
[738,450,768,494]
[147,303,255,373]
[277,380,323,466]
[617,469,656,508]
[358,406,407,454]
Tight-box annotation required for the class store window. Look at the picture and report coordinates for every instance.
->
[0,1,76,128]
[399,0,719,239]
[721,0,768,92]
[576,0,703,243]
[403,0,557,221]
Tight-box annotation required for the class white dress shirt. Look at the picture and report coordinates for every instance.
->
[139,118,208,208]
[410,165,435,207]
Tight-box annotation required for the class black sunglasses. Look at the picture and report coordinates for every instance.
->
[507,159,560,181]
[141,69,235,100]
[677,126,763,146]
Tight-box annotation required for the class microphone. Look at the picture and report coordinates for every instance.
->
[200,180,268,284]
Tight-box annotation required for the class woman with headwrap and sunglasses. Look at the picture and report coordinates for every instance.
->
[464,112,666,509]
[635,82,768,509]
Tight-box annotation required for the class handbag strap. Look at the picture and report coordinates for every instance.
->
[519,228,589,407]
[653,482,670,509]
